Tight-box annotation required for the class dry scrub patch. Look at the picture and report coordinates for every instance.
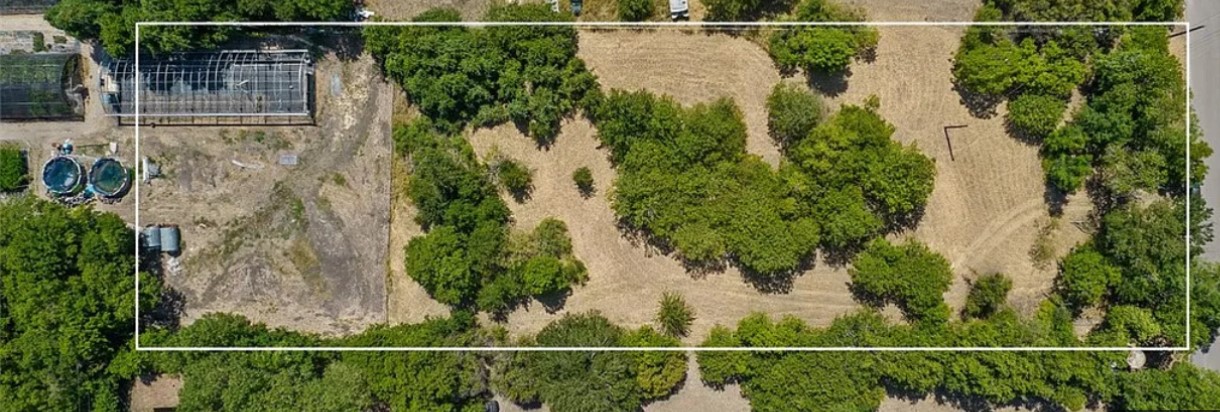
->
[139,53,392,336]
[466,119,858,344]
[821,26,1092,317]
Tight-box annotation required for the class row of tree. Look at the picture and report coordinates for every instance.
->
[46,0,352,56]
[697,304,1220,412]
[3,194,1219,411]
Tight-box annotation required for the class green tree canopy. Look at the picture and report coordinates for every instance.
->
[849,239,953,324]
[768,0,878,73]
[0,197,159,411]
[366,5,599,142]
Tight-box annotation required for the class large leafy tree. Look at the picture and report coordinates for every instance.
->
[849,238,953,324]
[0,197,159,411]
[494,312,685,412]
[768,0,878,74]
[365,5,599,142]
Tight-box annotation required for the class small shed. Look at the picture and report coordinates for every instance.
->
[159,226,180,255]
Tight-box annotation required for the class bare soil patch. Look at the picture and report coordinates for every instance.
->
[139,53,392,336]
[129,375,182,412]
[838,0,979,21]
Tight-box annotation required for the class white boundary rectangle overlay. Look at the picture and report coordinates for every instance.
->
[134,21,1193,352]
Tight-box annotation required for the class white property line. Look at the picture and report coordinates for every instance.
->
[134,21,1193,352]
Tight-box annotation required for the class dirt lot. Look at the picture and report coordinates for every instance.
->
[138,52,393,336]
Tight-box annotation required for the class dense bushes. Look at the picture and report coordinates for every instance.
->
[768,0,878,73]
[495,157,534,200]
[703,0,761,21]
[1039,26,1202,194]
[397,120,585,313]
[989,0,1182,21]
[783,100,936,241]
[766,82,823,146]
[963,273,1012,319]
[46,0,351,56]
[1006,93,1068,139]
[617,0,653,21]
[0,197,159,411]
[494,311,685,412]
[849,239,953,324]
[0,145,27,192]
[597,90,818,274]
[365,5,599,142]
[595,88,933,277]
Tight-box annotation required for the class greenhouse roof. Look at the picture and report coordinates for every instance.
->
[0,53,83,121]
[99,50,313,118]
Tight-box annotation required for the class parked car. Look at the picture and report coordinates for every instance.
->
[669,0,689,20]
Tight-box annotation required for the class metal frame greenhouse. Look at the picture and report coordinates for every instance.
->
[0,52,84,121]
[99,50,313,120]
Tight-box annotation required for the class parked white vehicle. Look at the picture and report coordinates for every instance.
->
[669,0,689,20]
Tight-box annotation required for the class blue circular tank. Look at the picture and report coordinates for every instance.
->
[42,156,84,195]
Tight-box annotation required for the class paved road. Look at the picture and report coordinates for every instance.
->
[1188,0,1220,371]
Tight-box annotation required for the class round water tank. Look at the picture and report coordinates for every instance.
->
[160,226,180,255]
[143,226,161,250]
[42,156,84,195]
[89,158,129,198]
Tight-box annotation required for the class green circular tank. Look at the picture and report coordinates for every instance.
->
[89,158,129,198]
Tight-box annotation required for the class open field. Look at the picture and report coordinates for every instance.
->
[138,52,393,335]
[816,26,1094,317]
[380,26,1095,341]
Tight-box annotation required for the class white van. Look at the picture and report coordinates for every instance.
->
[669,0,689,20]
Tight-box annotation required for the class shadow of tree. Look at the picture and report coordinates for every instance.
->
[953,81,1003,119]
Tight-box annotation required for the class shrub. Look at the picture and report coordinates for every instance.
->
[572,166,595,196]
[1058,243,1120,311]
[498,158,534,200]
[849,238,953,323]
[621,327,686,398]
[1006,93,1068,139]
[617,0,653,21]
[655,292,695,337]
[964,273,1012,319]
[766,82,822,145]
[0,145,28,192]
[704,0,761,21]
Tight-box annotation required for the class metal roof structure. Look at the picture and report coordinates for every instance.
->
[0,53,83,121]
[99,50,313,118]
